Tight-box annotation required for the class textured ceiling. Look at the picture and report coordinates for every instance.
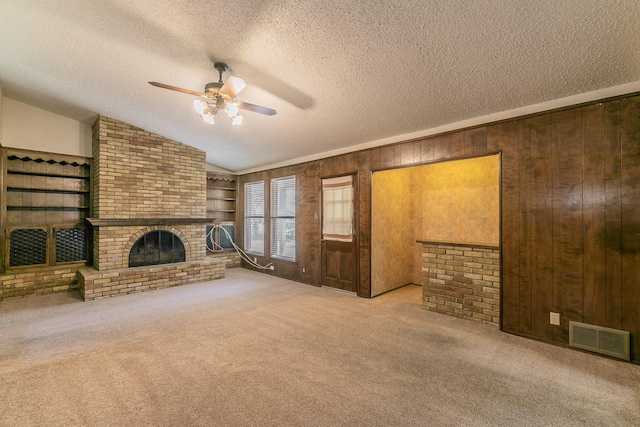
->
[1,0,639,172]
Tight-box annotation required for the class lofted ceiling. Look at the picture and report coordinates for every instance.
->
[1,1,639,173]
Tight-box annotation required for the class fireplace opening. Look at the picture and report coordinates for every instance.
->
[129,231,186,267]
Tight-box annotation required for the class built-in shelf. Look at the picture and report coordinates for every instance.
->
[7,206,90,211]
[7,187,89,194]
[7,170,89,179]
[209,186,236,191]
[207,172,238,223]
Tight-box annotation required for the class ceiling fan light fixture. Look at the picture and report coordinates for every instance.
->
[202,112,215,124]
[194,99,207,115]
[231,115,243,126]
[225,102,239,118]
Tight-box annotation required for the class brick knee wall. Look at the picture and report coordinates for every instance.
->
[0,267,80,300]
[421,242,500,326]
[78,259,225,301]
[207,252,241,268]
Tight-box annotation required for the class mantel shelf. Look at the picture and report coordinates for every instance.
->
[86,218,216,227]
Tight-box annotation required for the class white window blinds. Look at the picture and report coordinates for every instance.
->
[244,181,265,255]
[271,176,296,260]
[322,175,353,242]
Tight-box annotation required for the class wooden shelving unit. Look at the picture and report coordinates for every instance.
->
[3,151,91,226]
[206,172,237,223]
[1,148,92,270]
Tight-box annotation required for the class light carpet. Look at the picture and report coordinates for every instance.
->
[1,268,638,426]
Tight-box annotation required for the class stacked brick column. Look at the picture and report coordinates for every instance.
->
[420,241,500,326]
[77,116,223,300]
[91,116,207,270]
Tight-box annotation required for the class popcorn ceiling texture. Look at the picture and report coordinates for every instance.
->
[1,1,639,171]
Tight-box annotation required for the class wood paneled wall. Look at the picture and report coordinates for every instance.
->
[238,93,640,361]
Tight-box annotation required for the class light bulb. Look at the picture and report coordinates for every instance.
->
[194,99,207,114]
[225,102,239,118]
[231,115,243,126]
[202,112,215,124]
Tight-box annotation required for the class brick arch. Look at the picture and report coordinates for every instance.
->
[123,225,192,263]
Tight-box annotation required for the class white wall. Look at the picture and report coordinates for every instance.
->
[1,97,92,157]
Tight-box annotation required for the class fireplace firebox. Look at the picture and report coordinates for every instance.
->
[129,230,186,267]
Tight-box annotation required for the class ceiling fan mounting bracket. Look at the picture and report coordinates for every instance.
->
[213,62,229,83]
[213,62,229,73]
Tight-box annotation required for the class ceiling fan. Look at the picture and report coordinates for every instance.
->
[149,62,276,125]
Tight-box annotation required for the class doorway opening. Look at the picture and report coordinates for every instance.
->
[370,154,500,298]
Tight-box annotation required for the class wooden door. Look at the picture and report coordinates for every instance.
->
[321,175,358,293]
[322,240,357,292]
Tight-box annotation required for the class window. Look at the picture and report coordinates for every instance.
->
[322,176,354,242]
[244,181,265,255]
[271,176,296,261]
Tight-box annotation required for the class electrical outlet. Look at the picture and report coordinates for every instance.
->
[302,267,306,273]
[253,257,257,263]
[550,312,560,325]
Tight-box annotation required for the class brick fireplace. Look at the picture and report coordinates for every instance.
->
[77,116,224,300]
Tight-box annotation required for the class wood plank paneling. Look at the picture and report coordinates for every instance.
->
[451,132,465,158]
[582,103,607,327]
[358,152,371,297]
[604,101,623,329]
[473,127,488,155]
[464,130,475,156]
[421,139,434,163]
[530,114,554,340]
[620,96,640,360]
[433,134,452,160]
[551,108,584,344]
[496,121,521,332]
[517,119,533,335]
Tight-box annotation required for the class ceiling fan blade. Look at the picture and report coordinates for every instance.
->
[236,101,277,116]
[148,81,205,97]
[219,76,247,100]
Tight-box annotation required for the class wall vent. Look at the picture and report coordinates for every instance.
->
[569,321,630,361]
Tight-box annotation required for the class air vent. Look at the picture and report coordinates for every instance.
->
[569,321,630,361]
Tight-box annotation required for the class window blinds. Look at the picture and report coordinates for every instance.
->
[244,181,265,255]
[271,176,296,260]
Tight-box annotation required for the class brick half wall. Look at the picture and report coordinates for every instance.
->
[420,241,500,326]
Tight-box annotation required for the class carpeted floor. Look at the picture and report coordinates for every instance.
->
[1,268,639,426]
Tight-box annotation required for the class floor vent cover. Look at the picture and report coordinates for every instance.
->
[569,321,630,361]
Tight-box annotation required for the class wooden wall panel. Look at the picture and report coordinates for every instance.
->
[357,152,371,297]
[604,101,623,329]
[529,114,554,340]
[433,134,452,160]
[420,138,434,163]
[517,119,533,335]
[496,121,520,332]
[582,103,606,327]
[620,96,640,360]
[473,127,488,155]
[551,109,584,343]
[452,132,465,158]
